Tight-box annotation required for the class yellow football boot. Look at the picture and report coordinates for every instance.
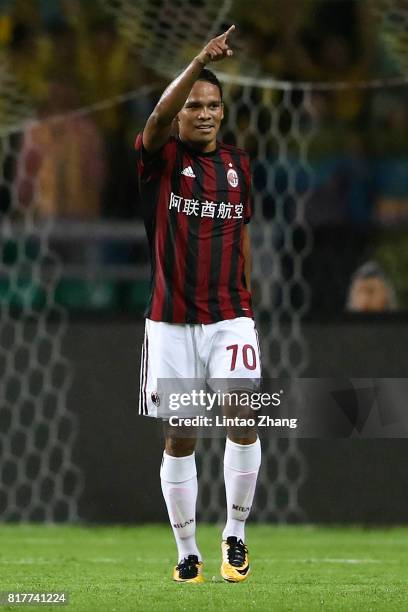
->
[221,537,250,582]
[172,554,204,583]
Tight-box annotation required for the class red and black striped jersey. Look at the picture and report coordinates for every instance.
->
[135,134,254,324]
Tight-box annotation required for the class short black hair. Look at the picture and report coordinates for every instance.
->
[197,68,223,100]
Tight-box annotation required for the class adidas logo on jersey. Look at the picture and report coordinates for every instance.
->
[181,166,196,178]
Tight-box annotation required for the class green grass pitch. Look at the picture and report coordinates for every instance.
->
[1,524,408,611]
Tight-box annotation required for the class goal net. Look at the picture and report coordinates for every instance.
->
[98,0,234,78]
[2,0,407,525]
[0,54,82,521]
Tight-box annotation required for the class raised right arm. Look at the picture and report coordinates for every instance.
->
[142,25,235,154]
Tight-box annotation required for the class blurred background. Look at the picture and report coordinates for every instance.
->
[0,0,407,525]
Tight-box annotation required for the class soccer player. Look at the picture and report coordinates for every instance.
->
[136,25,261,583]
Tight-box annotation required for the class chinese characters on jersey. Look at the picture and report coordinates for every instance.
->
[169,192,243,220]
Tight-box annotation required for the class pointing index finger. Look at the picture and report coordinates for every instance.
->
[222,24,235,40]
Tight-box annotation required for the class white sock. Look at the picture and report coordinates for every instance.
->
[160,451,201,563]
[222,437,261,543]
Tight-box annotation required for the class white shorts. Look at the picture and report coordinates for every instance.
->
[139,317,261,417]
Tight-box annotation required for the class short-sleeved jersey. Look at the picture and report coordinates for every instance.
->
[135,134,254,324]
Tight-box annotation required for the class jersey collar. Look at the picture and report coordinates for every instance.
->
[178,137,219,157]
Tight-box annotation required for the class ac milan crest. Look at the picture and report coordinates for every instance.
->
[151,392,160,406]
[227,168,239,188]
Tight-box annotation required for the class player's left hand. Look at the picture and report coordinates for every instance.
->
[196,25,235,65]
